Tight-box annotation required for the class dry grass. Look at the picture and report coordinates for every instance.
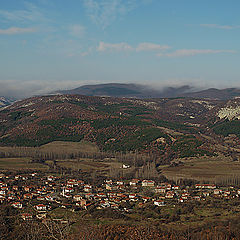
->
[161,156,240,181]
[57,159,109,171]
[0,158,48,170]
[0,140,99,157]
[39,140,99,153]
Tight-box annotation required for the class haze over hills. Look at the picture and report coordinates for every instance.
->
[55,83,240,100]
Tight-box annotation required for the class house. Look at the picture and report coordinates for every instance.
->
[0,195,5,202]
[24,193,33,200]
[214,189,222,195]
[193,196,201,201]
[181,193,190,200]
[155,186,166,194]
[84,185,92,192]
[160,183,172,190]
[73,195,82,201]
[76,199,87,207]
[142,196,151,202]
[223,191,230,197]
[64,187,74,193]
[36,189,45,194]
[45,195,54,201]
[129,179,139,186]
[21,213,33,220]
[36,213,47,219]
[178,198,184,203]
[85,193,94,199]
[129,194,138,201]
[105,180,112,184]
[165,191,175,199]
[142,180,155,187]
[138,202,144,208]
[24,186,33,192]
[12,186,18,191]
[116,181,124,186]
[12,202,23,209]
[97,193,107,198]
[47,176,56,181]
[0,174,5,179]
[84,203,93,210]
[106,184,112,190]
[1,186,8,191]
[0,190,6,196]
[154,200,165,206]
[122,164,130,169]
[195,184,216,189]
[35,204,47,211]
[77,180,84,185]
[108,192,117,197]
[203,192,210,197]
[37,196,45,201]
[100,201,110,208]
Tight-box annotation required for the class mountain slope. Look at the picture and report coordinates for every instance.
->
[1,94,240,162]
[0,97,15,109]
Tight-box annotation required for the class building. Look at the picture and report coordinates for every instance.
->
[142,180,155,187]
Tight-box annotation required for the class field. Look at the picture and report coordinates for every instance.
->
[56,158,133,178]
[161,155,240,183]
[57,159,109,171]
[0,140,99,155]
[39,140,99,153]
[0,158,48,170]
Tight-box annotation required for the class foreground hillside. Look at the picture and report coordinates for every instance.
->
[0,95,240,162]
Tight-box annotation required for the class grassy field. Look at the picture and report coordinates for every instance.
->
[56,158,132,177]
[0,158,48,170]
[161,155,240,182]
[0,140,99,156]
[57,159,109,171]
[39,140,99,153]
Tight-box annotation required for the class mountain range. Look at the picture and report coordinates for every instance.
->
[0,94,239,162]
[56,83,240,100]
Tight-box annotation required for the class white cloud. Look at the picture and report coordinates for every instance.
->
[97,41,171,53]
[83,0,151,29]
[158,49,236,57]
[136,42,171,52]
[97,41,133,52]
[69,24,85,38]
[0,27,36,35]
[0,79,98,98]
[200,24,240,30]
[0,2,45,23]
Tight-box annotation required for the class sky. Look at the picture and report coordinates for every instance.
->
[0,0,240,98]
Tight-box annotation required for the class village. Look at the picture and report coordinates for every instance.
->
[0,170,239,222]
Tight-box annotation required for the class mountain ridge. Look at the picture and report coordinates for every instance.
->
[55,83,240,100]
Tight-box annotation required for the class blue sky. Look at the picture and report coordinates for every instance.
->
[0,0,239,97]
